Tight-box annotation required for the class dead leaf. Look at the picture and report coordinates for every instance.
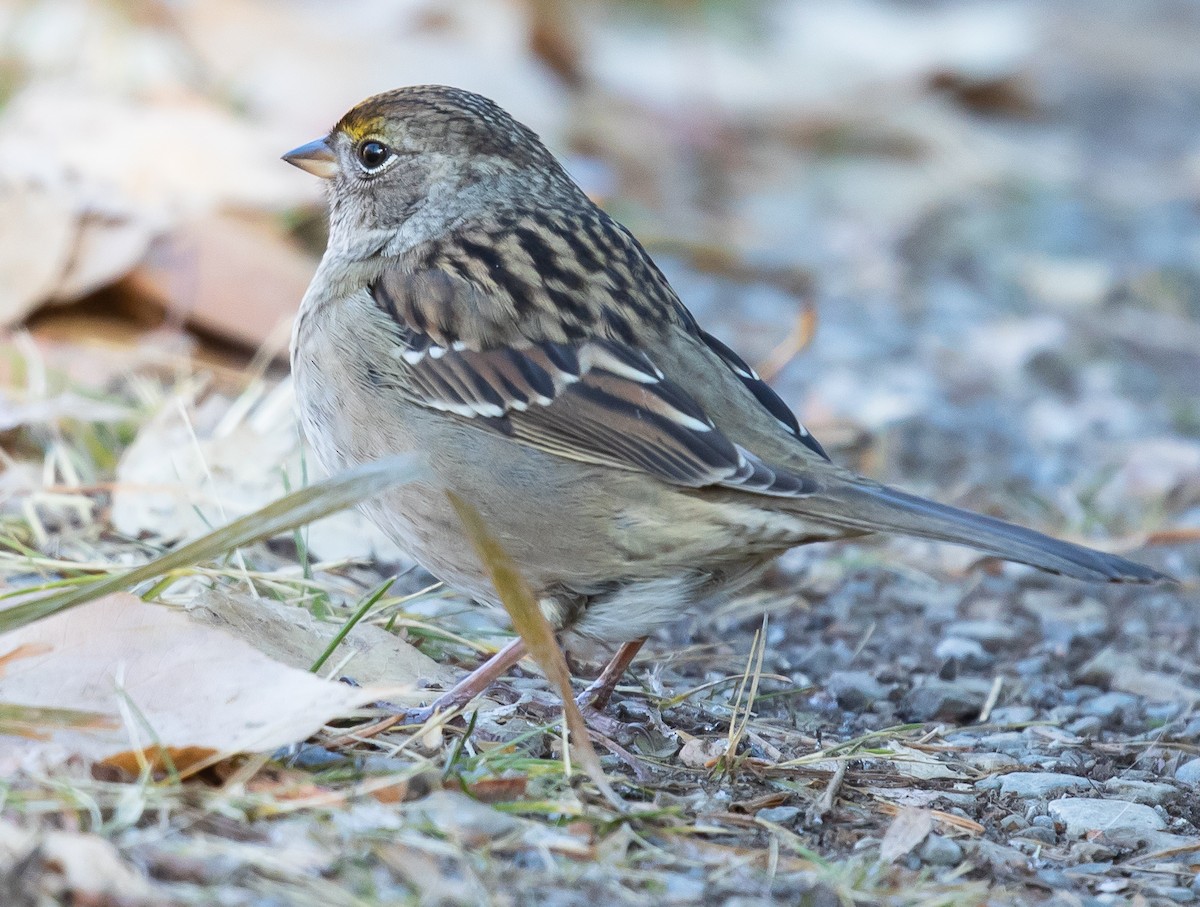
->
[403,790,594,857]
[679,737,730,769]
[0,593,391,773]
[186,589,455,691]
[460,775,529,803]
[111,384,405,563]
[127,213,315,350]
[879,807,934,864]
[0,180,76,324]
[0,819,156,904]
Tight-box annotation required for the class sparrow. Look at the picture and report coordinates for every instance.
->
[284,85,1165,716]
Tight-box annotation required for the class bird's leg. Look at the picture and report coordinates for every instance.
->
[403,636,529,723]
[575,638,647,712]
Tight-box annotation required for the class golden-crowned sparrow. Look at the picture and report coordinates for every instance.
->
[284,86,1165,715]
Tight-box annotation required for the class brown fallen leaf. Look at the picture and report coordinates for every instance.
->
[127,213,314,351]
[0,592,392,774]
[459,775,529,803]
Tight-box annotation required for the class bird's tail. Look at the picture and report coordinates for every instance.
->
[801,480,1166,584]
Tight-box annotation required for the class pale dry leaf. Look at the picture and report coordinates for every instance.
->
[587,0,1032,114]
[0,86,312,219]
[0,390,134,432]
[0,180,76,324]
[679,737,729,769]
[873,743,967,781]
[0,592,390,772]
[185,589,455,691]
[175,0,566,138]
[110,384,404,562]
[0,820,156,905]
[0,82,317,320]
[879,806,934,864]
[403,790,593,857]
[54,206,158,302]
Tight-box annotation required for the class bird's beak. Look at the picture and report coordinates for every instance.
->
[282,138,338,179]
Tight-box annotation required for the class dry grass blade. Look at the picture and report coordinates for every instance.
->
[0,454,426,633]
[447,492,624,810]
[724,615,768,774]
[0,702,116,738]
[755,299,818,383]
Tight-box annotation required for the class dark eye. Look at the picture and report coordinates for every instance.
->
[357,140,392,171]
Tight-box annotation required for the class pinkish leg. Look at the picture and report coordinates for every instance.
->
[576,638,647,712]
[412,636,529,721]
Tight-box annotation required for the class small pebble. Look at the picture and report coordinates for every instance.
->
[1013,826,1057,846]
[1000,814,1028,831]
[1081,691,1140,720]
[918,834,964,867]
[1155,887,1197,904]
[756,806,801,825]
[987,705,1036,724]
[1176,759,1200,786]
[824,670,890,711]
[1067,716,1103,738]
[901,679,989,722]
[966,752,1019,773]
[934,636,991,667]
[943,620,1020,646]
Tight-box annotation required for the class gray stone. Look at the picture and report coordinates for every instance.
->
[999,814,1028,831]
[965,752,1020,773]
[1103,778,1177,805]
[1176,758,1200,786]
[1161,887,1197,904]
[934,636,990,667]
[756,805,801,824]
[901,678,990,722]
[1049,798,1166,839]
[1025,593,1109,645]
[1067,716,1103,738]
[971,731,1028,755]
[1012,826,1057,846]
[993,772,1089,798]
[986,705,1036,724]
[824,671,890,711]
[918,834,963,866]
[943,620,1020,646]
[1081,691,1139,719]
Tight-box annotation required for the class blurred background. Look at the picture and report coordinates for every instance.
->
[1,0,1198,569]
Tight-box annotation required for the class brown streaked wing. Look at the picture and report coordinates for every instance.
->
[368,276,815,496]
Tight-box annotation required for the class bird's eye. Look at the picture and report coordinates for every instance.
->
[356,140,392,172]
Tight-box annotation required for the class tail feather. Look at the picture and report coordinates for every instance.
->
[807,481,1167,584]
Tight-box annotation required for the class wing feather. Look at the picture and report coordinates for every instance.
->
[370,274,818,496]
